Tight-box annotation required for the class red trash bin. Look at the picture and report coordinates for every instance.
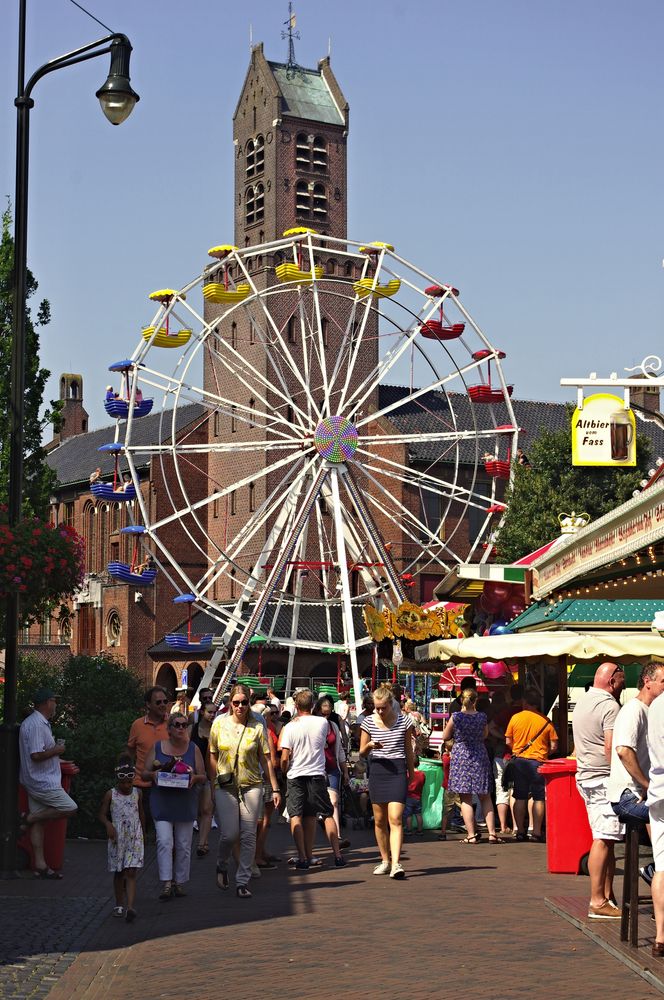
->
[18,760,79,872]
[538,757,592,874]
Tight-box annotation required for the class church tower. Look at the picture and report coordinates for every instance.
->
[48,373,89,449]
[204,42,377,605]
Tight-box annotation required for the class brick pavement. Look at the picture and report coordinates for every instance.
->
[3,824,663,1000]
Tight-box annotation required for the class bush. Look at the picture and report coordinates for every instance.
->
[16,653,143,838]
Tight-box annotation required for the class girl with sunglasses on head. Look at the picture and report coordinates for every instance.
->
[142,712,207,901]
[208,684,281,899]
[99,753,145,922]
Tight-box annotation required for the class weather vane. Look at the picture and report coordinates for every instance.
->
[282,2,300,78]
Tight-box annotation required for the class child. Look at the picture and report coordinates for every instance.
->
[99,754,145,923]
[404,758,425,836]
[438,739,462,840]
[348,757,370,824]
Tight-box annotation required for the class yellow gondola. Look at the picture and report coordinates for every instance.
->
[353,277,401,299]
[208,244,238,260]
[283,227,318,237]
[358,241,395,254]
[148,288,186,303]
[275,262,324,285]
[142,326,192,348]
[202,282,251,304]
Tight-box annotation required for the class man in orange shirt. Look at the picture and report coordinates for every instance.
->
[505,688,558,842]
[126,686,170,825]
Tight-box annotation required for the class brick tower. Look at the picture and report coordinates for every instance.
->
[48,373,89,448]
[204,44,380,605]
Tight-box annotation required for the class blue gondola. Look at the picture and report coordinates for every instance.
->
[120,525,146,535]
[165,633,214,651]
[108,562,157,585]
[91,481,136,501]
[104,398,154,419]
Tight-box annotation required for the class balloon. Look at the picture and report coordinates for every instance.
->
[481,660,509,679]
[503,598,526,620]
[483,581,513,605]
[479,591,502,614]
[489,620,507,636]
[491,625,512,636]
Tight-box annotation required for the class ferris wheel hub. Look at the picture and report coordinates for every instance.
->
[313,415,358,463]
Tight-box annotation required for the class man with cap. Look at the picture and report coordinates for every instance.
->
[19,688,77,877]
[572,661,626,919]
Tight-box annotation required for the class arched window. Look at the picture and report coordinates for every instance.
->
[249,482,256,512]
[312,136,327,172]
[230,491,237,515]
[245,136,264,178]
[312,184,327,221]
[245,139,255,177]
[231,321,237,349]
[296,132,310,168]
[254,183,264,222]
[99,504,109,569]
[344,260,353,278]
[249,397,256,427]
[326,259,336,275]
[287,316,296,343]
[83,502,96,573]
[230,569,236,599]
[296,180,311,219]
[321,317,329,348]
[246,185,255,224]
[231,405,237,433]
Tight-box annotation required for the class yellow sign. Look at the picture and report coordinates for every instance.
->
[571,392,636,467]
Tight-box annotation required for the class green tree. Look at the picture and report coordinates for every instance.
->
[0,204,62,517]
[495,413,652,562]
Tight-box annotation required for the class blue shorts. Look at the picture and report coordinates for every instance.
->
[511,757,545,802]
[327,769,341,792]
[403,797,422,819]
[611,788,649,823]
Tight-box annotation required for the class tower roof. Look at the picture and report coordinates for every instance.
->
[267,60,345,125]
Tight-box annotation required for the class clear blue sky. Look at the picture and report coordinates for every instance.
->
[2,0,663,432]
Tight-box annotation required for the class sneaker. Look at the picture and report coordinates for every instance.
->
[373,861,390,875]
[112,905,124,918]
[125,908,136,924]
[211,817,218,829]
[250,863,261,878]
[309,856,323,867]
[334,855,347,868]
[294,859,310,871]
[640,862,656,887]
[390,863,406,880]
[588,901,621,919]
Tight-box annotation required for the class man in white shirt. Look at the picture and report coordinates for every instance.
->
[646,661,664,957]
[19,689,77,876]
[280,688,345,870]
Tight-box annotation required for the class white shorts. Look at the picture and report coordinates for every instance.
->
[27,786,77,816]
[576,777,623,842]
[493,757,510,806]
[650,800,664,872]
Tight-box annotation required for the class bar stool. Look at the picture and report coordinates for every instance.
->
[620,817,650,946]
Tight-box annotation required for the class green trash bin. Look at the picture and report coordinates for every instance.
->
[418,758,444,830]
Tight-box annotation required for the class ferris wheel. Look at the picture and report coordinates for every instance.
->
[108,230,518,704]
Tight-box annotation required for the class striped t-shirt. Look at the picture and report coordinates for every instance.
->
[360,712,413,760]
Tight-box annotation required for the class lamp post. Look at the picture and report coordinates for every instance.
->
[0,0,139,879]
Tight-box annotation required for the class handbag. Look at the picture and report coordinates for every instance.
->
[216,722,247,789]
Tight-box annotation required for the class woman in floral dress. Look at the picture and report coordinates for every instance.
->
[441,688,501,843]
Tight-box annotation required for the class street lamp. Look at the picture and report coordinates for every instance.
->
[0,0,138,879]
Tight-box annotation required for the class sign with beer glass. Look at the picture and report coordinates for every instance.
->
[571,392,636,467]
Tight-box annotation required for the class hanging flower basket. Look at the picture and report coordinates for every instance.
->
[0,508,85,629]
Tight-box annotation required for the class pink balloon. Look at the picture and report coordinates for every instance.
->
[483,581,512,605]
[480,591,502,614]
[503,598,525,620]
[481,660,509,679]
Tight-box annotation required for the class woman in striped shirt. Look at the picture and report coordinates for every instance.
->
[360,685,415,879]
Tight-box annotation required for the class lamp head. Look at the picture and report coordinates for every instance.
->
[96,34,139,125]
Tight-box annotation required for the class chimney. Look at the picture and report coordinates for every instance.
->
[631,373,660,414]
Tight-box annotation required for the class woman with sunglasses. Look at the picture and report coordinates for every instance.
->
[99,753,145,922]
[208,684,281,898]
[143,712,207,900]
[192,701,217,857]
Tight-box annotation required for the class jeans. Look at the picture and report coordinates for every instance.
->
[215,785,262,888]
[154,820,193,884]
[611,788,649,823]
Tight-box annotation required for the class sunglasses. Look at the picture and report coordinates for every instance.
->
[116,769,135,780]
[153,699,167,705]
[232,700,249,707]
[171,721,190,730]
[611,667,625,679]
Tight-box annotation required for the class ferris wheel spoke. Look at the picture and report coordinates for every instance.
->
[358,427,511,447]
[328,469,364,698]
[336,298,377,414]
[246,291,322,410]
[354,448,486,505]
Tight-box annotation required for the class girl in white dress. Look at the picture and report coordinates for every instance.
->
[99,755,145,922]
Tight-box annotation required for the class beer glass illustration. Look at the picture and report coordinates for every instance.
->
[610,409,633,461]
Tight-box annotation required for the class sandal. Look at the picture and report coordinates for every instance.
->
[216,866,229,891]
[236,885,252,899]
[488,835,505,844]
[514,832,529,842]
[18,811,30,833]
[34,867,63,879]
[437,834,447,841]
[196,845,209,858]
[460,833,481,844]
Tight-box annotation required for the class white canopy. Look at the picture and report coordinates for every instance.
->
[414,630,664,664]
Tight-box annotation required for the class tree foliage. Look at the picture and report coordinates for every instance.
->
[495,413,652,563]
[0,204,62,517]
[16,654,144,839]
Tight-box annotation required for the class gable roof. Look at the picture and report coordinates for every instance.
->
[46,403,207,489]
[268,61,345,126]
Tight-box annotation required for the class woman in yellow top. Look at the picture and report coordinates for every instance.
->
[208,684,281,898]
